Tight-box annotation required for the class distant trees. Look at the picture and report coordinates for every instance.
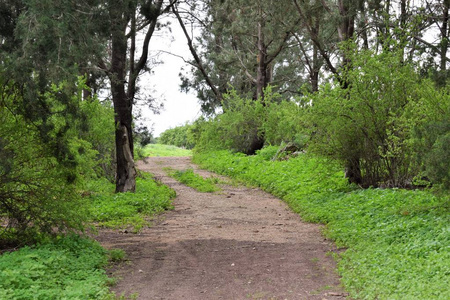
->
[159,124,195,149]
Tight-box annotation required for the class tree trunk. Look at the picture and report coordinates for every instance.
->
[110,17,136,193]
[256,18,267,101]
[441,0,449,72]
[345,157,362,186]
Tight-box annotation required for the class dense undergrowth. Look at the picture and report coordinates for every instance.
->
[166,168,220,193]
[194,148,450,299]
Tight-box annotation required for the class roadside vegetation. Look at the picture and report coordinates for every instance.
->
[0,235,115,300]
[0,171,175,299]
[160,48,450,299]
[87,172,175,232]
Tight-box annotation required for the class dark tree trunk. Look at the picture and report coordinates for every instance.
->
[441,0,449,72]
[110,9,136,193]
[256,19,267,101]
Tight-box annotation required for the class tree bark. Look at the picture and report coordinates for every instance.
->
[110,4,136,193]
[111,37,136,192]
[441,0,449,72]
[256,18,267,101]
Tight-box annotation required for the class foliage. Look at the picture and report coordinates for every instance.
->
[140,144,192,157]
[406,83,450,189]
[307,48,449,188]
[179,0,306,112]
[0,79,102,242]
[158,123,195,149]
[166,168,220,193]
[87,173,175,232]
[78,97,116,181]
[0,235,113,300]
[134,123,156,147]
[194,149,449,299]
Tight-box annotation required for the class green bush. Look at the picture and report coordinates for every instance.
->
[79,97,115,181]
[406,82,450,189]
[0,76,118,243]
[0,81,92,242]
[194,149,449,299]
[307,48,448,188]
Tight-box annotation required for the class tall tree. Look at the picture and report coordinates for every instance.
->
[100,0,178,192]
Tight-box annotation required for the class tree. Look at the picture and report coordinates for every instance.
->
[6,0,177,192]
[95,0,178,192]
[176,0,302,111]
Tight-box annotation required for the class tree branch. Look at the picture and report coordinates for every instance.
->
[172,3,222,101]
[414,35,450,63]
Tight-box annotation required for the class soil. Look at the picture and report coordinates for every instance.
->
[96,156,348,300]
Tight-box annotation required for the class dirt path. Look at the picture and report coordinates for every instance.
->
[97,157,347,300]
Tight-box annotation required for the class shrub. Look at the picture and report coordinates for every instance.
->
[0,77,116,243]
[406,83,450,189]
[0,81,91,243]
[307,48,448,188]
[88,173,175,232]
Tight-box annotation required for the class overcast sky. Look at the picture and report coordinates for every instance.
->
[141,18,201,137]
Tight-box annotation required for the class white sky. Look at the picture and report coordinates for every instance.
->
[141,18,201,137]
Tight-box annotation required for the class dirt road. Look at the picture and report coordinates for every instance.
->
[97,157,347,300]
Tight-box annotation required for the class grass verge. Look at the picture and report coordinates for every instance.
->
[166,168,221,193]
[193,148,449,300]
[87,172,175,232]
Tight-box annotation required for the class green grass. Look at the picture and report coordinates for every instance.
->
[0,235,113,300]
[139,144,192,157]
[87,173,175,232]
[166,168,221,193]
[193,148,450,300]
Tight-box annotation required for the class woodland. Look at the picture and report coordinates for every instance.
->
[0,0,449,299]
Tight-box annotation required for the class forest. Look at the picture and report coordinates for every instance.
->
[0,0,449,299]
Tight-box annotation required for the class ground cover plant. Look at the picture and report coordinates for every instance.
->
[166,168,221,193]
[139,144,192,158]
[0,172,175,299]
[87,173,175,232]
[194,149,450,299]
[0,235,113,300]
